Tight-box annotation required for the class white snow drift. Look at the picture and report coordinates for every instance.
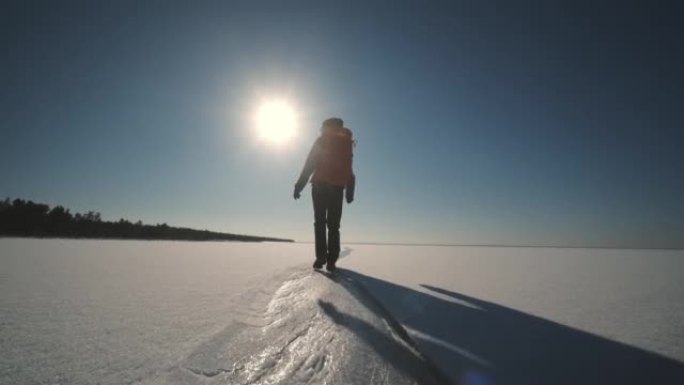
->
[1,239,683,385]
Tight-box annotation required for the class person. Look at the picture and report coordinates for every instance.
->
[294,117,355,272]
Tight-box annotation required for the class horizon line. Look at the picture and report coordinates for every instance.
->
[295,241,683,251]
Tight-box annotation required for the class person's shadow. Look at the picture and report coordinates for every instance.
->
[319,269,684,385]
[318,299,449,385]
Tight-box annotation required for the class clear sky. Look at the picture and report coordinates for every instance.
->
[2,1,682,248]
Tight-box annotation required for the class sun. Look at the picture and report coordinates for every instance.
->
[255,100,297,144]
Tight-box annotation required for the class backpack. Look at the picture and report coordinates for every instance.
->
[313,127,354,186]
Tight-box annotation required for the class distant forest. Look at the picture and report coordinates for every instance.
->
[0,198,293,243]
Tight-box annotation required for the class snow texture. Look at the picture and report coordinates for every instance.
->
[1,239,683,385]
[341,245,684,384]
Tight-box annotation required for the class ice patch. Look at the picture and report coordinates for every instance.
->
[135,268,446,385]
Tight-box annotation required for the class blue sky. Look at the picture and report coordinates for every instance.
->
[2,1,682,248]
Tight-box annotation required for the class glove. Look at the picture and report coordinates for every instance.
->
[346,175,356,204]
[345,189,354,204]
[294,181,306,200]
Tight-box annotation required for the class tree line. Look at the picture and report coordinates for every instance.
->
[0,198,293,242]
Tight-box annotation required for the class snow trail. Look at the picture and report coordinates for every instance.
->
[137,267,448,385]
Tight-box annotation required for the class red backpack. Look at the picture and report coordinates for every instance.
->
[312,127,354,187]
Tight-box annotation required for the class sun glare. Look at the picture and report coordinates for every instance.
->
[255,100,297,144]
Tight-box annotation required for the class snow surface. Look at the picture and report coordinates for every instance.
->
[1,239,683,385]
[340,245,684,384]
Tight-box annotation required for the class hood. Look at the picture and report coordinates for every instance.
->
[322,125,353,138]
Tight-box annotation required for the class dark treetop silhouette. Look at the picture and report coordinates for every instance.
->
[0,198,292,242]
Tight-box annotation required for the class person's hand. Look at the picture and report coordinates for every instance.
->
[294,182,305,200]
[346,190,354,204]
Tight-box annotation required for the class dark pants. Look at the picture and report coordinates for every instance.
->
[312,182,344,263]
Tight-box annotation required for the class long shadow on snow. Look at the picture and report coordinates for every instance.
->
[331,269,684,385]
[318,299,447,385]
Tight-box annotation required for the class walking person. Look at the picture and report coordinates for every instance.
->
[294,117,355,272]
